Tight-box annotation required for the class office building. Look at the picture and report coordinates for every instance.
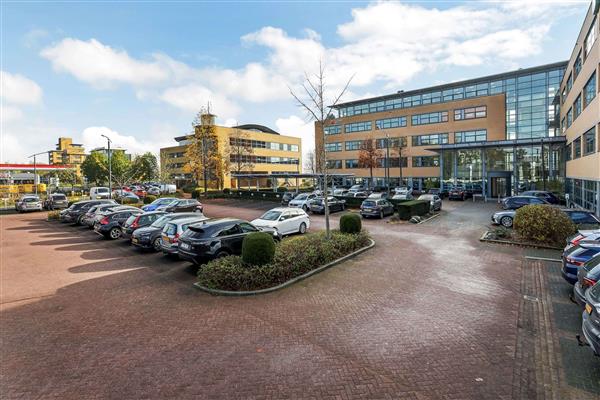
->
[48,137,86,178]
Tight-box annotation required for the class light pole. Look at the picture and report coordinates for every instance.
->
[385,132,390,196]
[28,151,49,195]
[101,134,112,198]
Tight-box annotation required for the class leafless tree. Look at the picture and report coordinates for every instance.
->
[225,127,255,175]
[289,61,353,238]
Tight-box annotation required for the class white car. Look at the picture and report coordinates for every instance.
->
[89,187,110,200]
[251,207,310,235]
[15,195,43,212]
[287,192,318,211]
[392,193,413,200]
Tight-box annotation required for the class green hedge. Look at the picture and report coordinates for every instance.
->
[396,200,430,220]
[242,232,276,266]
[197,230,371,291]
[340,213,362,234]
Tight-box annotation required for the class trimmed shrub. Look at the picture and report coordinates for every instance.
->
[513,204,577,246]
[340,213,362,234]
[143,195,157,204]
[396,200,430,220]
[47,210,60,220]
[241,232,276,266]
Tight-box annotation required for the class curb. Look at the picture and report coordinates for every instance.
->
[417,212,441,224]
[193,238,376,296]
[479,231,562,250]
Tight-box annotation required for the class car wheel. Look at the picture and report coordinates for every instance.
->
[302,204,308,212]
[152,237,162,251]
[215,250,229,258]
[500,216,513,228]
[299,222,307,234]
[76,215,84,225]
[379,211,384,219]
[109,227,122,240]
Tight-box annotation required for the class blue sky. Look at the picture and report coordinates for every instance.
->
[0,0,591,165]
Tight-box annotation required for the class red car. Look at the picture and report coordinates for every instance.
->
[132,187,147,198]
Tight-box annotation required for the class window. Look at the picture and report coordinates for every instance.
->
[324,142,342,152]
[567,108,573,128]
[375,117,406,129]
[239,222,258,233]
[566,142,572,161]
[574,94,582,119]
[411,111,449,125]
[566,73,573,95]
[584,127,597,155]
[561,117,566,134]
[412,156,440,167]
[574,51,582,78]
[375,137,406,149]
[345,159,359,169]
[584,22,597,58]
[574,136,581,159]
[345,140,361,151]
[454,106,487,120]
[412,133,449,146]
[345,121,372,133]
[326,160,342,169]
[324,125,341,135]
[454,129,487,143]
[584,72,596,108]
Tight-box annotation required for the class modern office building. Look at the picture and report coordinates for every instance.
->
[317,2,599,213]
[48,137,86,178]
[160,120,302,190]
[561,3,599,215]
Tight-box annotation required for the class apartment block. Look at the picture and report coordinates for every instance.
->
[48,137,86,178]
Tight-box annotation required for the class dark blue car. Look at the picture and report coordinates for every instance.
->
[562,242,600,285]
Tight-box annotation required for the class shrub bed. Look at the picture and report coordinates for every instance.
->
[197,230,371,291]
[513,204,577,247]
[396,200,430,220]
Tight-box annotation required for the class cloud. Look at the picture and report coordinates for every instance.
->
[41,38,169,88]
[0,105,24,123]
[159,84,241,119]
[275,115,314,162]
[1,70,43,105]
[79,126,176,158]
[23,28,49,49]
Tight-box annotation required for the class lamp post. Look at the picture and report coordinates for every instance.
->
[385,132,391,196]
[100,134,112,198]
[28,151,49,195]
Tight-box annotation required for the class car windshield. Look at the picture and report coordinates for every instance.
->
[259,210,281,221]
[125,215,137,225]
[294,194,308,200]
[23,198,38,202]
[584,253,600,271]
[163,223,177,236]
[52,194,67,200]
[97,188,109,193]
[151,216,171,228]
[363,200,376,207]
[154,198,175,205]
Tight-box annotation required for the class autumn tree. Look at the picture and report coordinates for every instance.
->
[225,128,254,175]
[358,138,381,189]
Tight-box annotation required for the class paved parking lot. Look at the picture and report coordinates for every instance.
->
[0,199,597,399]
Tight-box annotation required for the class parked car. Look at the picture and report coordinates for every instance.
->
[360,198,395,219]
[567,230,600,247]
[392,192,413,200]
[427,188,441,196]
[418,194,442,211]
[573,253,600,307]
[15,195,42,212]
[160,216,209,256]
[121,211,168,240]
[350,191,369,198]
[309,196,346,214]
[158,198,203,213]
[81,203,120,227]
[159,184,177,194]
[147,186,161,196]
[131,212,200,251]
[94,209,143,239]
[280,192,295,206]
[288,192,319,212]
[491,210,517,228]
[43,193,69,210]
[141,197,177,212]
[394,186,411,195]
[60,199,116,224]
[367,192,389,200]
[520,190,560,205]
[502,195,549,210]
[348,184,369,194]
[561,241,600,285]
[90,187,110,200]
[132,186,147,198]
[177,218,281,265]
[112,190,140,203]
[251,207,310,235]
[580,281,600,356]
[333,189,350,196]
[492,208,600,229]
[448,186,467,201]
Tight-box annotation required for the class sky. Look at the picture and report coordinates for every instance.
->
[0,0,592,167]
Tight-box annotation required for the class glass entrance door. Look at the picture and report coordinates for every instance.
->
[491,177,508,198]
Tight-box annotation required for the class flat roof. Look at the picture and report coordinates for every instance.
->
[333,61,568,108]
[174,123,282,142]
[427,136,566,152]
[231,173,354,179]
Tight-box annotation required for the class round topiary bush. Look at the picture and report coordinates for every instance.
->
[144,195,157,204]
[242,232,276,266]
[513,204,577,246]
[340,213,362,234]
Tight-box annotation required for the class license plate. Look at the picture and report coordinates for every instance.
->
[180,242,190,250]
[162,236,170,243]
[132,237,138,244]
[586,304,593,314]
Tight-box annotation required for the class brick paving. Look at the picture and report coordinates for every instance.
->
[0,199,590,399]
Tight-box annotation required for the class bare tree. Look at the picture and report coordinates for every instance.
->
[225,128,255,181]
[290,61,353,238]
[304,145,324,174]
[358,137,381,189]
[392,137,407,187]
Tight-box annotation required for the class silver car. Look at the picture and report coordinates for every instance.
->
[417,194,442,211]
[15,195,43,212]
[492,209,516,227]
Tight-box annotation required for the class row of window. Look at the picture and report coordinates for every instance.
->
[562,72,597,133]
[566,126,597,161]
[326,156,439,169]
[167,152,185,158]
[229,138,299,152]
[229,155,299,165]
[562,20,597,102]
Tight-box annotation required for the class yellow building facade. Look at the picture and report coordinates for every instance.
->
[48,137,86,178]
[160,123,302,189]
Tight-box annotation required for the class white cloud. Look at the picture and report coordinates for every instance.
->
[1,70,43,105]
[159,84,241,119]
[23,28,49,49]
[275,115,314,163]
[0,105,24,123]
[41,38,169,88]
[79,126,176,158]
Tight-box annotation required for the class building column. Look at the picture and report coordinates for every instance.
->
[439,151,444,191]
[512,146,517,195]
[481,148,486,198]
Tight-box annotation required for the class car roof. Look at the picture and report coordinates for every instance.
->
[141,210,167,215]
[189,217,244,228]
[509,196,539,199]
[168,216,209,226]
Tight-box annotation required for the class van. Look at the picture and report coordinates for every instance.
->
[160,184,177,194]
[90,187,110,200]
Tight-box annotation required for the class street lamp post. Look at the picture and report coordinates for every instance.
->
[101,134,112,199]
[28,151,49,195]
[385,132,391,196]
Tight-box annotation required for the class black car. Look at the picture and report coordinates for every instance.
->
[177,218,280,265]
[573,253,600,307]
[60,199,117,224]
[159,199,203,213]
[448,186,467,201]
[309,196,345,214]
[121,211,167,240]
[131,212,200,251]
[562,209,600,229]
[94,209,143,239]
[581,282,600,356]
[502,196,549,210]
[281,192,295,206]
[44,193,69,210]
[360,199,395,219]
[521,190,560,205]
